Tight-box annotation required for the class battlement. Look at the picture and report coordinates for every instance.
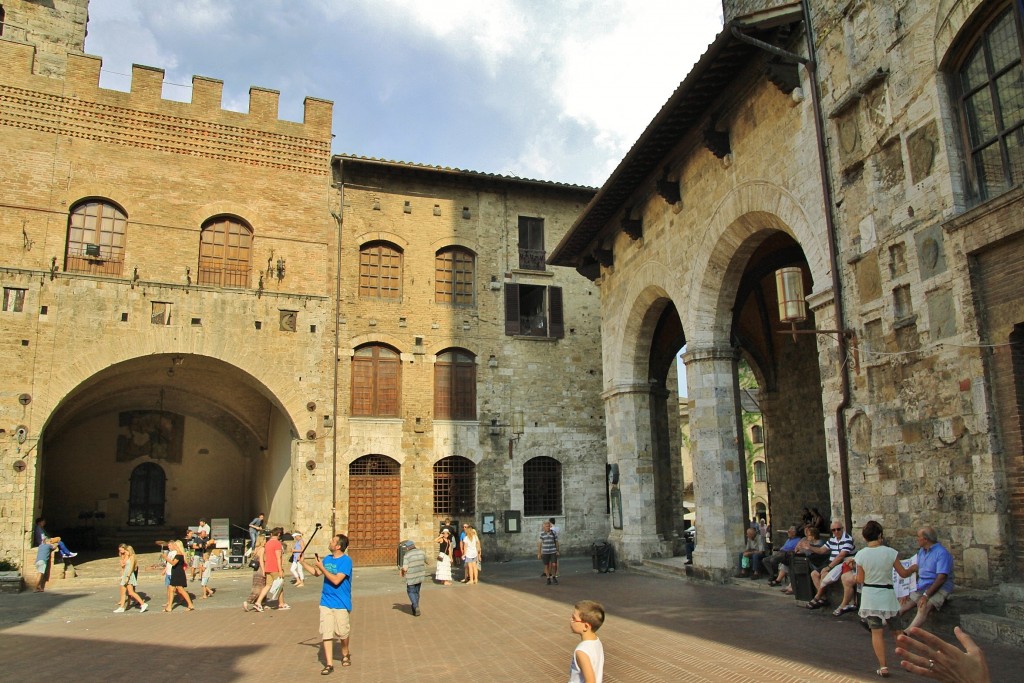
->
[0,39,334,172]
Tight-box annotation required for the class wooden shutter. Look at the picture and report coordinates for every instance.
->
[548,286,564,339]
[453,362,476,419]
[504,283,521,335]
[434,361,452,419]
[351,354,375,416]
[377,354,400,416]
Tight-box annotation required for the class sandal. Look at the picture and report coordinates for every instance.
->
[876,667,890,678]
[321,665,333,675]
[839,604,858,615]
[341,654,351,667]
[805,599,824,609]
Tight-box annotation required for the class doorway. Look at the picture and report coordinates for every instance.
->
[128,462,166,526]
[347,455,401,565]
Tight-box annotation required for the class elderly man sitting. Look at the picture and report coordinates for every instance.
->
[804,520,858,615]
[735,527,765,579]
[764,525,801,587]
[897,526,953,629]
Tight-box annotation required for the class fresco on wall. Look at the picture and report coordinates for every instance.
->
[117,411,185,463]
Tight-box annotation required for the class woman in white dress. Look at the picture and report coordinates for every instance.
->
[434,528,454,585]
[855,520,917,678]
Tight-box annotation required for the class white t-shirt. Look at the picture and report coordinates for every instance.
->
[569,639,604,683]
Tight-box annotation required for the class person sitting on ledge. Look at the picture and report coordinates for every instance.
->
[34,517,78,559]
[735,527,765,579]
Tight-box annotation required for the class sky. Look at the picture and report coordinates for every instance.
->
[84,0,725,188]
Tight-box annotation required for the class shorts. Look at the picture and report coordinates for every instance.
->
[191,554,204,568]
[35,560,48,574]
[464,557,477,565]
[541,553,558,565]
[864,616,886,630]
[319,605,351,640]
[909,590,949,610]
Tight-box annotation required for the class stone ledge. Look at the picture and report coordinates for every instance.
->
[961,613,1024,648]
[0,573,24,593]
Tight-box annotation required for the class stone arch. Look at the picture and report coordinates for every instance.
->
[608,260,686,385]
[354,230,410,250]
[935,0,988,67]
[685,181,825,347]
[188,200,258,231]
[32,341,305,438]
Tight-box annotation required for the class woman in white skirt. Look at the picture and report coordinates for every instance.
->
[434,528,454,585]
[855,520,917,678]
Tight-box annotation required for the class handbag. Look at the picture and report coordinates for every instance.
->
[437,553,446,562]
[741,555,751,569]
[248,556,260,570]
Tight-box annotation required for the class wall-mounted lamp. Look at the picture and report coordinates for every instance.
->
[487,354,498,368]
[276,258,286,280]
[774,266,859,371]
[491,411,525,458]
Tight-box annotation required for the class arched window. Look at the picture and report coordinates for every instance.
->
[198,217,252,287]
[435,247,475,305]
[66,200,127,276]
[351,344,400,417]
[434,349,476,420]
[751,424,764,444]
[359,241,402,299]
[523,456,562,516]
[433,456,476,516]
[753,460,768,483]
[952,5,1024,202]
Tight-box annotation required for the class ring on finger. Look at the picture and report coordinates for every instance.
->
[928,659,935,670]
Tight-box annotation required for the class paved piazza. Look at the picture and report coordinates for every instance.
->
[2,555,1022,681]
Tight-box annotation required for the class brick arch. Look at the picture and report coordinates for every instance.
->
[188,200,258,231]
[684,181,825,349]
[608,260,686,386]
[31,341,306,437]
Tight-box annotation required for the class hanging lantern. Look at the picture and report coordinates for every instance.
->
[775,267,807,323]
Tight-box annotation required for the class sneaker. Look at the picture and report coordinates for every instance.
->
[552,576,558,585]
[546,577,552,585]
[113,606,125,613]
[413,608,421,616]
[242,601,251,612]
[63,552,78,558]
[140,603,149,613]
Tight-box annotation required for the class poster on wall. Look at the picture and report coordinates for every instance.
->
[611,487,623,530]
[117,411,185,463]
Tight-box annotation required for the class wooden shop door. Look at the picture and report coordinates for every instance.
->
[347,455,401,566]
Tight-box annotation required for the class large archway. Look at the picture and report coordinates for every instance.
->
[38,353,297,548]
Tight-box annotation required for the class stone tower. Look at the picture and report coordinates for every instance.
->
[0,0,89,77]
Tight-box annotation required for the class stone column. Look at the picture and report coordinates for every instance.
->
[683,343,747,579]
[602,381,663,562]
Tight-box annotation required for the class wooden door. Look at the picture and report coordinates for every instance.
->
[347,455,401,566]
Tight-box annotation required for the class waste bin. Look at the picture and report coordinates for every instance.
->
[397,539,415,568]
[591,541,616,573]
[790,555,814,601]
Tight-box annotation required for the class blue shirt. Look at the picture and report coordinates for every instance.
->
[320,553,353,610]
[36,542,55,562]
[916,542,954,593]
[780,536,800,552]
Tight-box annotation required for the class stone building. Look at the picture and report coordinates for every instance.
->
[0,0,607,568]
[550,0,1024,591]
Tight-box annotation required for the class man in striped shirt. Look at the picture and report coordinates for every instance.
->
[538,520,560,585]
[804,520,857,610]
[400,540,427,616]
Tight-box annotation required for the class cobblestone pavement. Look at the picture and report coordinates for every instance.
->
[2,553,1022,682]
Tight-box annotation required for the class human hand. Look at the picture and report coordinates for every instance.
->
[896,626,990,683]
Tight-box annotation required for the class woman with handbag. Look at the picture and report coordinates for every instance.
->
[434,528,454,585]
[243,535,267,612]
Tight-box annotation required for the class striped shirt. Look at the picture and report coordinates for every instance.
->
[539,530,558,555]
[402,547,427,585]
[826,532,855,561]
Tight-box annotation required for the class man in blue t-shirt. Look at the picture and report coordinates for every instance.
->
[314,534,353,675]
[898,525,954,629]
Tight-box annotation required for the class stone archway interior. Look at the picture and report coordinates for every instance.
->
[40,354,295,546]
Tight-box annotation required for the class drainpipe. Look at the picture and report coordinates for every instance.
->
[331,162,345,538]
[799,0,854,530]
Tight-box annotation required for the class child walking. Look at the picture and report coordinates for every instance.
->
[568,599,605,683]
